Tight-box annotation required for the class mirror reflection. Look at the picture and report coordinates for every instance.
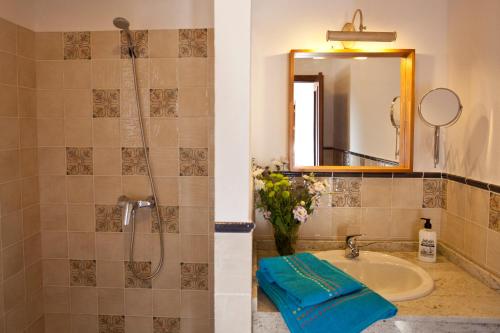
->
[293,56,402,167]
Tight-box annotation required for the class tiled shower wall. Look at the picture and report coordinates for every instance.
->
[0,22,214,332]
[0,18,44,333]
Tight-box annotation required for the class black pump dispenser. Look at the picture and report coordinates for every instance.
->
[421,218,432,229]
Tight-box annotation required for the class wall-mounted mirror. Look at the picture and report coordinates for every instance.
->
[289,49,415,172]
[418,88,462,167]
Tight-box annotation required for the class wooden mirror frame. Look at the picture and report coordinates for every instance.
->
[288,49,415,173]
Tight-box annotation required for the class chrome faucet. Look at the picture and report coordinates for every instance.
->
[117,195,155,226]
[345,234,362,259]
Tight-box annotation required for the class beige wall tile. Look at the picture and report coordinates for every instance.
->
[179,177,208,207]
[40,204,67,231]
[299,207,332,238]
[98,288,124,314]
[441,212,465,253]
[35,32,63,60]
[18,87,37,117]
[331,208,362,239]
[0,180,22,215]
[464,222,487,266]
[0,18,17,54]
[3,242,24,279]
[20,148,38,177]
[24,233,42,266]
[22,176,39,207]
[390,209,421,240]
[42,231,68,258]
[152,177,178,206]
[152,261,180,289]
[391,178,423,208]
[69,232,95,259]
[43,259,70,286]
[17,57,36,88]
[120,88,149,118]
[179,117,208,148]
[361,208,391,240]
[486,229,500,275]
[3,271,26,311]
[45,313,71,332]
[65,118,92,146]
[37,118,65,146]
[121,58,149,89]
[181,234,208,262]
[180,206,209,235]
[94,176,121,204]
[23,204,41,238]
[93,118,121,148]
[0,117,19,149]
[44,286,70,313]
[92,60,121,88]
[361,178,392,207]
[91,31,120,59]
[95,233,124,260]
[179,58,207,87]
[70,287,98,314]
[0,149,20,183]
[120,118,150,147]
[0,51,17,85]
[20,117,38,148]
[0,84,18,116]
[153,289,180,317]
[96,261,124,288]
[25,260,43,295]
[465,187,489,226]
[181,290,209,319]
[149,148,179,177]
[64,89,92,118]
[154,234,180,264]
[179,87,209,117]
[63,60,91,89]
[39,175,66,203]
[150,58,177,88]
[37,90,64,118]
[17,26,35,58]
[122,175,152,199]
[1,211,23,249]
[150,118,178,148]
[149,29,178,58]
[124,289,152,316]
[68,204,94,231]
[38,147,66,175]
[94,148,121,175]
[36,61,64,89]
[67,176,94,203]
[71,314,98,332]
[125,316,153,333]
[447,180,466,217]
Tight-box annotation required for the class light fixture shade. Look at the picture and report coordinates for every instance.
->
[327,30,397,42]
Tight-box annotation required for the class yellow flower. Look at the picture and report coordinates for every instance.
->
[268,191,275,198]
[282,191,290,199]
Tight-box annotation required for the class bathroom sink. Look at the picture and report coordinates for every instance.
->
[314,250,434,301]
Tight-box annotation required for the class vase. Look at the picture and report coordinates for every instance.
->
[273,223,300,256]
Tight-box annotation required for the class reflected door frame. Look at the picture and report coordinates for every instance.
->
[294,73,324,165]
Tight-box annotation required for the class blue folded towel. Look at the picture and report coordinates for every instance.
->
[257,269,397,333]
[259,253,363,307]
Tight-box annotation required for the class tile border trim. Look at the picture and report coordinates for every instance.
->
[214,222,255,233]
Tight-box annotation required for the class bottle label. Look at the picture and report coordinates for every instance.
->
[420,239,435,258]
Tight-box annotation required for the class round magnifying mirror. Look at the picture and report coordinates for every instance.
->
[418,88,463,167]
[390,96,401,128]
[418,88,462,127]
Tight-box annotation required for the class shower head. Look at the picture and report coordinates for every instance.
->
[113,17,130,30]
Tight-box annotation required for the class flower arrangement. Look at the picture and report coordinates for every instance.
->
[253,160,328,255]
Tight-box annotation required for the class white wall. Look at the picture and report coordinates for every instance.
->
[445,0,500,184]
[251,0,449,171]
[0,0,213,31]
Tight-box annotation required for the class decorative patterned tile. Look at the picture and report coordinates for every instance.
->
[152,206,179,233]
[179,29,207,57]
[150,89,178,117]
[120,30,148,58]
[93,89,120,118]
[70,259,97,286]
[181,263,209,290]
[179,148,208,176]
[489,192,500,232]
[122,147,148,175]
[331,178,361,207]
[67,147,93,175]
[125,261,152,288]
[153,317,180,333]
[64,32,91,59]
[99,315,125,333]
[423,179,447,208]
[95,205,123,232]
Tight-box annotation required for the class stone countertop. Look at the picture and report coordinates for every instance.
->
[252,251,500,319]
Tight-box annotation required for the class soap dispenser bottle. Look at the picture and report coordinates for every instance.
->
[418,218,437,262]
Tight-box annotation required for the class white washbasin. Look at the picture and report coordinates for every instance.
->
[314,250,434,302]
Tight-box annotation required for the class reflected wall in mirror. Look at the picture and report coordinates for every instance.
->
[289,50,415,172]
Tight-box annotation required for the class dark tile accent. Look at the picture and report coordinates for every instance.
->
[95,205,123,232]
[93,89,120,118]
[66,147,93,175]
[125,261,152,288]
[422,179,447,209]
[64,32,91,59]
[332,172,362,178]
[150,89,178,117]
[280,171,305,177]
[490,184,500,194]
[179,148,208,176]
[152,206,179,233]
[393,172,423,178]
[311,172,334,177]
[153,317,180,333]
[423,172,442,178]
[121,30,148,58]
[181,263,209,290]
[70,259,96,286]
[214,222,255,233]
[331,178,361,207]
[465,178,489,190]
[99,315,125,333]
[489,192,500,232]
[122,147,148,175]
[179,29,207,57]
[447,174,466,184]
[362,173,393,178]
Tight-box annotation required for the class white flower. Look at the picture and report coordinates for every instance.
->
[254,179,265,191]
[252,168,264,177]
[302,174,311,181]
[293,206,308,223]
[313,181,326,193]
[263,211,272,220]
